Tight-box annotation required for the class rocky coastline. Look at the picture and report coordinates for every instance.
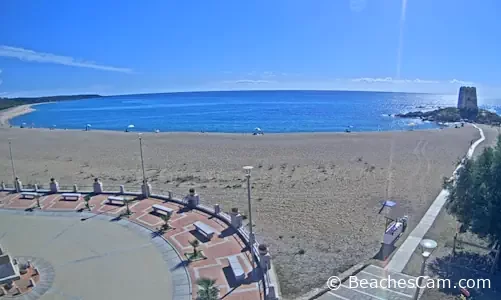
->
[396,107,501,125]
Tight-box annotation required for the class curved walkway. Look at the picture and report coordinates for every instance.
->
[0,192,262,300]
[385,124,485,272]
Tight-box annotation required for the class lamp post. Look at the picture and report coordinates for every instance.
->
[413,239,438,300]
[8,140,17,181]
[243,165,256,277]
[138,134,147,185]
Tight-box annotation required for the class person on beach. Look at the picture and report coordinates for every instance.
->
[184,188,200,207]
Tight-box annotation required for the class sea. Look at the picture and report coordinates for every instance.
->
[10,90,501,133]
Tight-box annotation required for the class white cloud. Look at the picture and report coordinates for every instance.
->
[449,79,474,85]
[231,79,274,84]
[262,71,276,78]
[351,77,440,84]
[0,46,132,73]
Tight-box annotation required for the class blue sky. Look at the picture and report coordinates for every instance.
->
[1,0,500,97]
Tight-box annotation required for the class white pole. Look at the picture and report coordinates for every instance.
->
[244,166,256,277]
[8,140,17,181]
[139,135,146,184]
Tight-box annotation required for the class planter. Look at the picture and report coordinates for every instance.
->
[184,251,207,262]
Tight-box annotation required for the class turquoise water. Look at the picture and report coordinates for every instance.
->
[10,90,501,133]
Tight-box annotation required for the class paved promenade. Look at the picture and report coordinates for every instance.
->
[0,191,262,299]
[385,124,485,273]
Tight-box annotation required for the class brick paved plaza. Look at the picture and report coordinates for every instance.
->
[0,191,262,299]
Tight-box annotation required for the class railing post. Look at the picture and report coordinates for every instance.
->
[214,204,221,214]
[34,184,39,192]
[93,178,103,194]
[120,185,125,194]
[141,181,151,198]
[168,191,172,200]
[14,178,22,192]
[230,208,243,229]
[73,184,78,193]
[50,178,59,193]
[1,182,6,190]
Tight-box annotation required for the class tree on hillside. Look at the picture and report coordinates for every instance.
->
[446,135,501,248]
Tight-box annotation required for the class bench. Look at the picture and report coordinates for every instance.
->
[193,221,216,240]
[228,255,245,281]
[107,196,125,205]
[21,192,39,199]
[61,193,81,201]
[152,204,174,216]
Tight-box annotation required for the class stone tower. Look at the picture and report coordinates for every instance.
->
[457,86,478,110]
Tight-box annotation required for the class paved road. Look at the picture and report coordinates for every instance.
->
[0,210,186,300]
[319,265,417,300]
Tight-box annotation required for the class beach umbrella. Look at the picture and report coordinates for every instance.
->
[126,124,135,132]
[254,127,262,132]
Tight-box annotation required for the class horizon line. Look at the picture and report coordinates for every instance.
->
[4,88,454,99]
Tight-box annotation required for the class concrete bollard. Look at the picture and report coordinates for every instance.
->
[120,185,125,194]
[259,244,271,271]
[214,204,221,214]
[1,182,5,190]
[49,178,59,193]
[14,178,22,192]
[230,208,243,229]
[168,191,172,200]
[141,181,152,198]
[73,184,78,193]
[267,285,278,300]
[34,184,39,192]
[93,178,103,194]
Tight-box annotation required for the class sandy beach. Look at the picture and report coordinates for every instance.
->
[0,123,490,297]
[0,104,35,127]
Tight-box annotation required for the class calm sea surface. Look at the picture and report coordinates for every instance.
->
[10,90,501,133]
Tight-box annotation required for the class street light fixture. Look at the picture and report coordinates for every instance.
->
[413,239,438,300]
[243,166,256,277]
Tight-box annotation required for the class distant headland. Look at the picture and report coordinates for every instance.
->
[0,94,102,111]
[396,87,501,125]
